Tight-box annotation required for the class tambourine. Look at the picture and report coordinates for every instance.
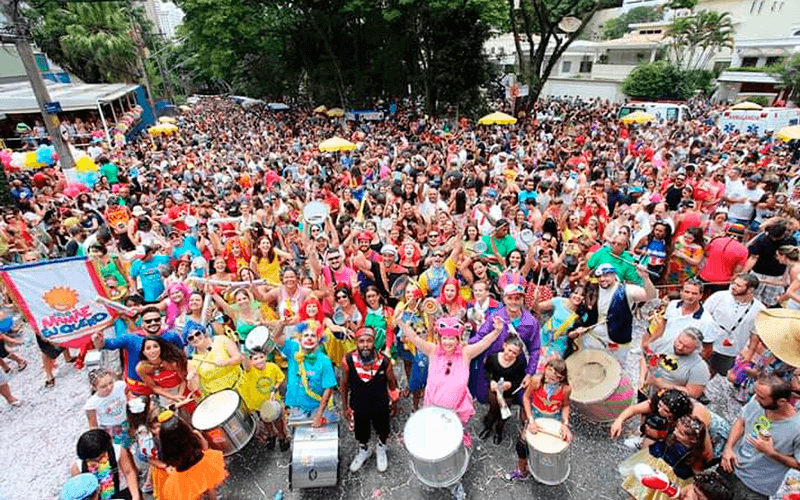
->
[185,215,198,228]
[332,309,347,326]
[390,275,410,298]
[380,218,393,231]
[303,201,329,225]
[471,240,488,255]
[519,229,534,244]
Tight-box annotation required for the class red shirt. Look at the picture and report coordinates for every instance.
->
[698,237,748,283]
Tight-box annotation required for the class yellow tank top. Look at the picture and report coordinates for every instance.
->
[256,256,281,285]
[190,336,243,396]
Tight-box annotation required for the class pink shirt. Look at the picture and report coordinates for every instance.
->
[424,347,474,425]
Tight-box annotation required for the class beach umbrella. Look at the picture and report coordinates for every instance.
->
[319,137,356,152]
[730,101,763,110]
[620,111,656,124]
[326,108,344,117]
[776,125,800,142]
[478,111,517,125]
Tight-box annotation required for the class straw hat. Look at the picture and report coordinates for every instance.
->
[565,349,622,403]
[755,309,800,366]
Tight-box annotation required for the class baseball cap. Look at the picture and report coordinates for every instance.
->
[594,263,617,277]
[61,474,99,500]
[380,244,398,256]
[503,283,524,296]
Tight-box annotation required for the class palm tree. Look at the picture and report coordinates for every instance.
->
[668,10,733,71]
[694,10,734,70]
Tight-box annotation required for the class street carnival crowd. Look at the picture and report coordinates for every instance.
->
[3,95,800,500]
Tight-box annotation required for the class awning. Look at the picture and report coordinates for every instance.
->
[0,81,141,115]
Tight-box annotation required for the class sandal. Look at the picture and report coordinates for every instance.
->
[44,378,55,388]
[503,469,530,482]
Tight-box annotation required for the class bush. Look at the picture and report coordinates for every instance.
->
[622,61,694,100]
[741,96,770,106]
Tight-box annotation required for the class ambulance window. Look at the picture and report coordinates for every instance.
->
[666,107,679,120]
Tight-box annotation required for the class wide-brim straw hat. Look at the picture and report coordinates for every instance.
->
[755,308,800,367]
[566,349,622,403]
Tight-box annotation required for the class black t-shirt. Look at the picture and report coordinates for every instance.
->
[665,186,683,211]
[748,233,794,277]
[483,352,527,399]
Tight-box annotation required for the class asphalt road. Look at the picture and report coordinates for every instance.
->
[218,398,634,500]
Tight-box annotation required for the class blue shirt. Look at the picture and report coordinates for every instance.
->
[280,338,337,413]
[103,331,183,382]
[171,235,201,260]
[130,255,171,302]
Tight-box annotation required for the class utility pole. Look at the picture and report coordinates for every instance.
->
[1,0,75,169]
[128,0,156,112]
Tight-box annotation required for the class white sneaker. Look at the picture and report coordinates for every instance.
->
[623,436,643,450]
[376,442,388,472]
[349,446,372,472]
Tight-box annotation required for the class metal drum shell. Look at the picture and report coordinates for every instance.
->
[191,389,256,456]
[403,407,469,488]
[525,419,571,486]
[290,423,339,489]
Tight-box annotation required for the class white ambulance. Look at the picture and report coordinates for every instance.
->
[718,108,800,137]
[618,102,692,122]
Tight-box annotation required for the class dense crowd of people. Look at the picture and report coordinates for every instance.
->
[2,95,800,500]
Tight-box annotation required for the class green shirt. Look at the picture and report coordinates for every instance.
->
[481,234,517,259]
[100,162,119,183]
[587,246,642,285]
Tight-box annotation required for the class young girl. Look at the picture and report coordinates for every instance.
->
[506,359,572,481]
[84,368,132,448]
[479,334,526,444]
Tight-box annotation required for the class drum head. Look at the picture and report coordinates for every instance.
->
[303,201,329,225]
[332,309,347,325]
[185,215,198,227]
[192,389,240,430]
[403,407,462,461]
[565,349,621,404]
[245,326,272,352]
[471,241,488,255]
[525,418,568,453]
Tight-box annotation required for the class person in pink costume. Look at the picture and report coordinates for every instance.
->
[397,314,504,447]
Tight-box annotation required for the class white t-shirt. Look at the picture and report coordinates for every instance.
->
[84,380,128,428]
[705,291,765,357]
[649,300,718,354]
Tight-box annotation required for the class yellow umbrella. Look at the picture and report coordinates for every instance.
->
[148,123,179,136]
[313,105,328,114]
[179,105,191,112]
[730,101,763,110]
[319,137,356,152]
[776,125,800,142]
[158,116,177,124]
[326,108,345,117]
[478,111,517,125]
[620,111,656,124]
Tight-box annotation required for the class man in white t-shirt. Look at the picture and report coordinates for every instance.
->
[726,171,764,225]
[645,279,717,358]
[705,273,765,377]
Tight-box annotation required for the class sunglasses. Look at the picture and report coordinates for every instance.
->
[433,253,444,258]
[186,332,203,341]
[142,317,161,324]
[445,360,453,376]
[336,294,348,299]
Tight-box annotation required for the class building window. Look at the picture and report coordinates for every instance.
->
[562,60,572,73]
[766,56,784,65]
[579,60,593,73]
[741,57,758,67]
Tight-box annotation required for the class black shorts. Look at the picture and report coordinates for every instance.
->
[36,335,63,360]
[709,351,736,376]
[353,409,391,445]
[0,341,8,358]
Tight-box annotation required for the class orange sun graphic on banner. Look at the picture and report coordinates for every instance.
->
[43,287,79,312]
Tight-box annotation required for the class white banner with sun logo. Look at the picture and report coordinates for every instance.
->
[0,257,114,346]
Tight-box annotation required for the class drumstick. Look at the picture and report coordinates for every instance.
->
[94,296,135,315]
[608,253,660,277]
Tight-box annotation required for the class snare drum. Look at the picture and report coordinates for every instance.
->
[573,376,635,423]
[290,423,339,489]
[403,406,469,488]
[525,418,570,485]
[244,326,276,354]
[192,389,256,456]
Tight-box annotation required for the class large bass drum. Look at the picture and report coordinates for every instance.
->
[191,389,256,456]
[403,406,469,488]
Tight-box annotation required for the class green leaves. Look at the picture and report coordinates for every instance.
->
[602,6,662,40]
[621,61,712,100]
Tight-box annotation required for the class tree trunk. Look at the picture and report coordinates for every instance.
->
[309,14,348,109]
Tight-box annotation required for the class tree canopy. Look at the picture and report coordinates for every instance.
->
[602,6,662,40]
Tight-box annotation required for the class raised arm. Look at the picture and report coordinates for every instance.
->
[464,316,504,361]
[396,316,436,358]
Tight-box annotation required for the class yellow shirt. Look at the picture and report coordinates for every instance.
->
[189,336,243,396]
[239,362,285,412]
[255,256,281,286]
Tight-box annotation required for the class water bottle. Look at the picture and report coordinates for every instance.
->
[739,431,758,459]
